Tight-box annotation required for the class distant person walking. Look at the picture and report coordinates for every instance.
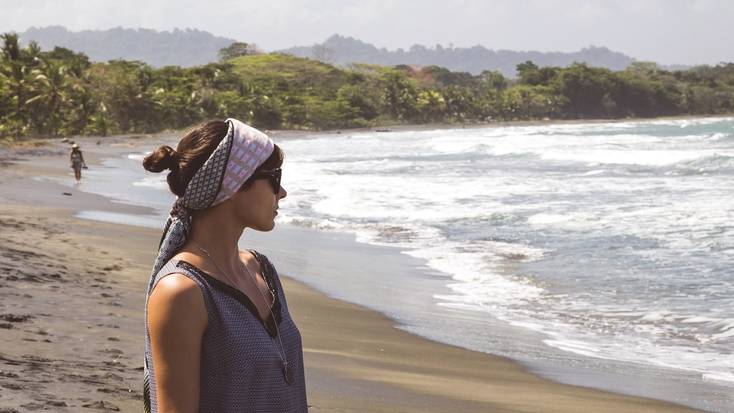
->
[69,143,87,182]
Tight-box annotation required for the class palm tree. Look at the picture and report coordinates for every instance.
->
[0,33,31,135]
[26,59,69,135]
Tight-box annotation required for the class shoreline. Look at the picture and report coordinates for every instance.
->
[0,201,705,413]
[4,113,733,146]
[0,133,713,412]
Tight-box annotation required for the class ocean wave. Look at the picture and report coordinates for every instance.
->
[512,306,734,386]
[541,331,734,384]
[671,153,734,174]
[440,212,524,228]
[418,240,546,309]
[706,132,733,141]
[278,214,442,248]
[539,149,708,166]
[645,116,734,128]
[703,372,734,384]
[277,216,341,231]
[527,213,573,226]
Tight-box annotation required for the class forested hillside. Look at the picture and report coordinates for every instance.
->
[20,27,641,76]
[280,34,637,76]
[2,33,733,139]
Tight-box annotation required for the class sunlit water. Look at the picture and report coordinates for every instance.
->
[279,118,734,388]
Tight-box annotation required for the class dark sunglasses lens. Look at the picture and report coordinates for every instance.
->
[271,170,282,193]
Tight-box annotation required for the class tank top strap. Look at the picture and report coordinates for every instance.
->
[147,259,220,323]
[249,250,291,312]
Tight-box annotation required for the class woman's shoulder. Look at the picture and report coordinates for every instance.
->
[148,273,207,322]
[150,272,202,303]
[151,254,209,299]
[147,273,208,338]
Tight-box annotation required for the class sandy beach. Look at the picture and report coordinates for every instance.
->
[0,136,707,412]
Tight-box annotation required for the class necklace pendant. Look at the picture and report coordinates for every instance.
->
[283,363,294,385]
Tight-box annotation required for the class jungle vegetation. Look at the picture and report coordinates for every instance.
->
[2,33,733,138]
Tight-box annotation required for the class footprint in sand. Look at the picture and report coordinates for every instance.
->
[0,313,34,323]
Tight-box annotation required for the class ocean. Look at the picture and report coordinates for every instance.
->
[62,117,734,412]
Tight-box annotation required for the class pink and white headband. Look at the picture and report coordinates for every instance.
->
[149,118,274,280]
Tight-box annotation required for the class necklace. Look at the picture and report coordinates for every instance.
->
[192,241,294,385]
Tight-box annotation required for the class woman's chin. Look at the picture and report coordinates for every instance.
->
[252,220,276,232]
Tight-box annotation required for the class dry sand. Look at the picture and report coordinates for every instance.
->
[0,137,705,412]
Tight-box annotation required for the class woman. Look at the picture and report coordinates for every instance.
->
[69,143,87,182]
[142,118,307,413]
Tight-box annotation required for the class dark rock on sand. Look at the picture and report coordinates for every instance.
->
[82,400,120,410]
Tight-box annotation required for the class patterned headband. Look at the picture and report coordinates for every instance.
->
[147,118,275,284]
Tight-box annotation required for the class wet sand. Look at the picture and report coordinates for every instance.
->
[0,137,706,412]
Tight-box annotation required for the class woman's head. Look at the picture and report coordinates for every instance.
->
[143,120,284,198]
[146,119,285,278]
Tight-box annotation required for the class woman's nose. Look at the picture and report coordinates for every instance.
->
[279,186,287,199]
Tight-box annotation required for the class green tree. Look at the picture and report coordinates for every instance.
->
[424,66,476,87]
[442,86,479,121]
[501,85,565,119]
[249,94,282,129]
[556,63,615,118]
[335,83,379,122]
[88,60,157,133]
[380,71,418,121]
[25,59,69,135]
[479,70,508,91]
[39,47,95,135]
[516,61,559,86]
[0,33,37,136]
[219,42,258,61]
[415,89,447,122]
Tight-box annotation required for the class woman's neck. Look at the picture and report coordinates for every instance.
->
[188,209,245,269]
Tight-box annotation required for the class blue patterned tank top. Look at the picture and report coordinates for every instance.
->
[144,251,308,412]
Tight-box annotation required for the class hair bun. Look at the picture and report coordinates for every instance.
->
[143,145,179,173]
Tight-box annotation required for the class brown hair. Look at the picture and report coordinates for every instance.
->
[143,120,284,197]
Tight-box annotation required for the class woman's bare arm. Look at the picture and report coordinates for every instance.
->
[147,274,208,413]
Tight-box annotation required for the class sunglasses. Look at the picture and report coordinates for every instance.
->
[251,168,282,194]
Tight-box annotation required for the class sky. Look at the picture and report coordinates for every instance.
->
[1,0,733,65]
